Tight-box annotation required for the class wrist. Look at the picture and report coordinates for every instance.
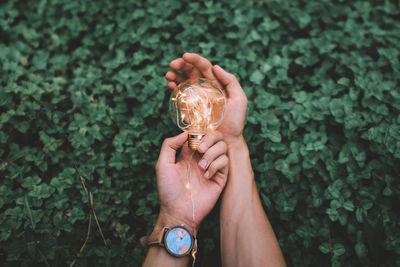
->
[225,135,254,185]
[226,135,247,151]
[155,212,196,235]
[225,134,245,147]
[146,212,196,265]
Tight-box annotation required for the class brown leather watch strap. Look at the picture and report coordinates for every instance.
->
[147,227,168,246]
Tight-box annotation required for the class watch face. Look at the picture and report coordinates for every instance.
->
[164,226,193,257]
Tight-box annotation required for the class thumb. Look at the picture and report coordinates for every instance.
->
[158,132,188,165]
[212,65,242,98]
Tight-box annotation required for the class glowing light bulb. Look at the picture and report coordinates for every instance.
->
[169,78,226,150]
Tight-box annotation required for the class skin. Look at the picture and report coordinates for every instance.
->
[143,131,229,266]
[164,53,286,267]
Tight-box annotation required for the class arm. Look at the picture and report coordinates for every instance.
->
[220,136,285,266]
[143,131,229,267]
[166,53,286,267]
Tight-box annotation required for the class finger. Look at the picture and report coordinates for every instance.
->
[167,81,177,89]
[198,141,227,171]
[169,58,185,70]
[212,163,229,188]
[170,58,201,78]
[204,154,229,180]
[220,163,229,176]
[212,65,243,98]
[165,71,186,83]
[182,53,216,81]
[181,62,201,79]
[197,131,223,154]
[157,132,188,165]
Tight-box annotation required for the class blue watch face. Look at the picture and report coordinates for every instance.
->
[164,226,193,256]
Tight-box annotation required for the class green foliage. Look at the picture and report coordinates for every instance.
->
[1,0,399,266]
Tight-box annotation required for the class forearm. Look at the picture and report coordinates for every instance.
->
[143,246,189,267]
[220,136,286,267]
[143,215,190,267]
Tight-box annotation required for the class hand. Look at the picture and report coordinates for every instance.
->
[155,131,229,233]
[165,53,248,144]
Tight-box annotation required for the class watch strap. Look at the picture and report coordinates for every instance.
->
[148,227,168,246]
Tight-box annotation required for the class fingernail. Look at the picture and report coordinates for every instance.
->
[199,159,207,169]
[204,171,210,178]
[198,142,207,152]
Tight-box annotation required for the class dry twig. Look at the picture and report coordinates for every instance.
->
[69,166,108,267]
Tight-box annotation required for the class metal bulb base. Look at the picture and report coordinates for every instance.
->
[188,134,204,150]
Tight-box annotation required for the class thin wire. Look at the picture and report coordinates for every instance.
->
[186,149,197,267]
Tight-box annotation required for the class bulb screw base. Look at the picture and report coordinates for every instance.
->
[188,134,204,150]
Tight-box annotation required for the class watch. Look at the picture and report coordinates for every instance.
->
[148,225,197,258]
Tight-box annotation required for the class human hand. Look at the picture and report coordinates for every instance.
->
[165,53,248,145]
[155,131,228,233]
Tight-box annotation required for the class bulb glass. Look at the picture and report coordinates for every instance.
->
[169,78,225,135]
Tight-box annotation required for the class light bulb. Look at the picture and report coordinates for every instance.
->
[169,78,226,150]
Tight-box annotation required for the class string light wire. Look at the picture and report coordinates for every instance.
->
[186,149,197,266]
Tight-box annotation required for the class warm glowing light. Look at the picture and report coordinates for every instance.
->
[169,78,226,150]
[185,182,191,190]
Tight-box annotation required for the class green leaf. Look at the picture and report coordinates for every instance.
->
[355,242,367,257]
[337,77,350,87]
[28,184,55,199]
[24,194,35,230]
[261,130,282,143]
[382,187,392,196]
[343,200,354,211]
[326,208,339,221]
[356,208,364,223]
[319,242,331,254]
[260,192,272,210]
[250,70,264,85]
[360,199,373,210]
[333,243,346,256]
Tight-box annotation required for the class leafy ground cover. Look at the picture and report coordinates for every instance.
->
[0,0,399,266]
